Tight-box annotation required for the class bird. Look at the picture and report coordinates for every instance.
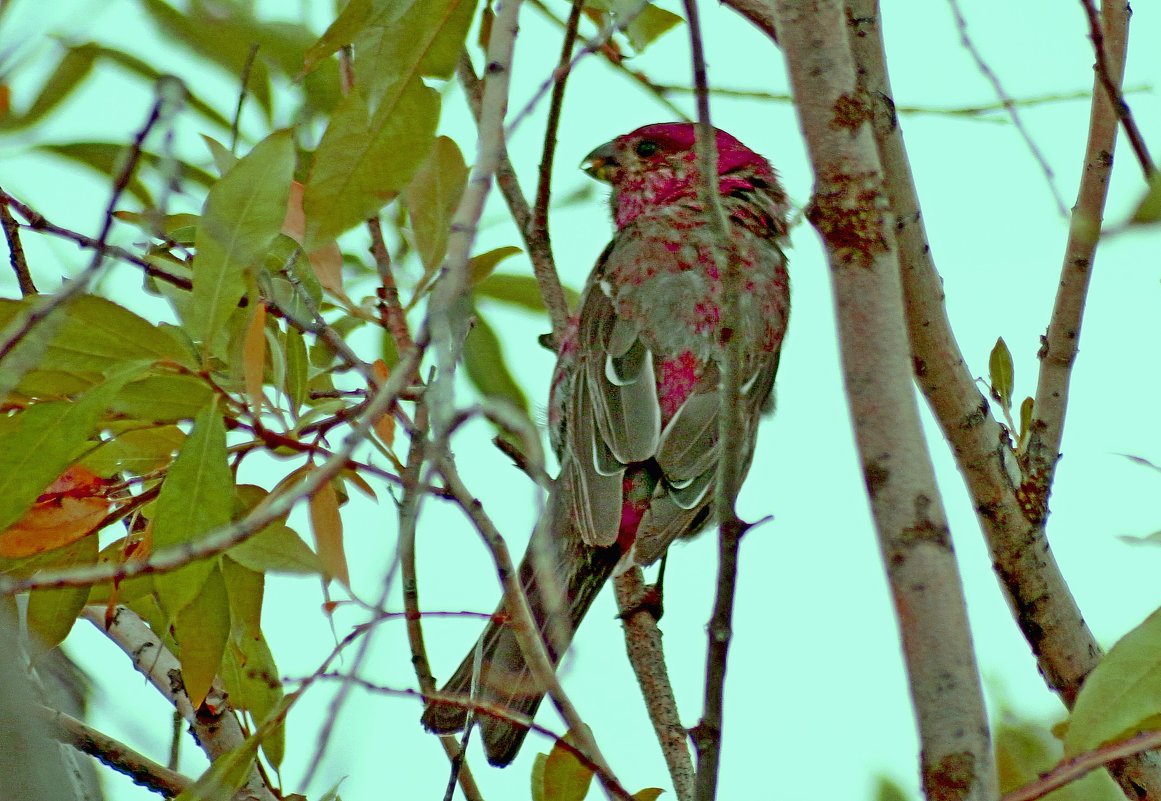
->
[421,121,790,767]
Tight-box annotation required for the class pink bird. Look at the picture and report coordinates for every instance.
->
[422,122,790,766]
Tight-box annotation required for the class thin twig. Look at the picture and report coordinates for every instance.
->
[1078,0,1154,176]
[719,0,779,42]
[437,454,631,801]
[430,0,523,438]
[1003,729,1161,801]
[946,0,1069,216]
[647,82,1144,119]
[0,191,192,290]
[457,54,570,346]
[368,217,416,354]
[0,188,36,295]
[527,0,690,122]
[678,1,748,798]
[36,704,192,798]
[506,0,657,139]
[0,78,185,366]
[230,43,259,155]
[529,0,583,265]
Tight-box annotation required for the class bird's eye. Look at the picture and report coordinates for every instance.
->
[634,140,660,157]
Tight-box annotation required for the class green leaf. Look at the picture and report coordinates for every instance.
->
[152,401,234,617]
[463,309,529,413]
[0,368,140,532]
[537,731,594,801]
[89,44,232,129]
[351,0,476,104]
[283,327,309,412]
[227,486,322,575]
[1131,174,1161,225]
[1,43,98,130]
[302,0,373,73]
[37,142,217,205]
[0,295,193,376]
[531,753,548,801]
[468,246,522,286]
[624,5,682,51]
[26,535,99,659]
[82,425,186,476]
[585,1,682,52]
[632,790,664,801]
[112,375,215,423]
[192,129,295,358]
[1065,605,1161,756]
[1018,396,1034,449]
[220,556,285,767]
[475,273,581,312]
[997,715,1119,799]
[303,77,438,248]
[404,136,468,272]
[138,0,273,117]
[988,336,1014,411]
[172,732,262,801]
[871,777,912,801]
[173,562,231,708]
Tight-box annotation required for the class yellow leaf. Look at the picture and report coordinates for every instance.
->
[309,478,349,587]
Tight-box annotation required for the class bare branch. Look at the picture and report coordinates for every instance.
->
[36,704,192,798]
[1078,0,1154,177]
[946,0,1068,216]
[0,187,36,295]
[677,2,751,797]
[613,569,693,801]
[457,54,571,347]
[848,1,1161,795]
[774,2,996,799]
[1004,729,1161,801]
[0,78,185,367]
[0,190,192,290]
[527,0,691,122]
[436,454,633,801]
[368,217,416,354]
[81,606,277,801]
[529,0,583,279]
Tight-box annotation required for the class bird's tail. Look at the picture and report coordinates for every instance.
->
[420,487,622,766]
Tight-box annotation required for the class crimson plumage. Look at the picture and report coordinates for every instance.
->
[421,122,790,766]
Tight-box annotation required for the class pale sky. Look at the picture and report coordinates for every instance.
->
[4,1,1161,799]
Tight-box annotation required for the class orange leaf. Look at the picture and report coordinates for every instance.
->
[370,359,396,448]
[243,302,268,414]
[309,478,349,587]
[284,180,345,295]
[0,466,113,558]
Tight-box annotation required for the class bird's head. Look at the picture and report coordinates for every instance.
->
[581,122,782,228]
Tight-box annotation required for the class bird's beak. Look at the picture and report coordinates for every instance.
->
[581,142,618,183]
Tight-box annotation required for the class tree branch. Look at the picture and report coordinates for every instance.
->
[1078,0,1154,177]
[613,569,693,801]
[81,605,276,801]
[456,53,571,347]
[678,2,751,797]
[436,454,633,801]
[847,1,1161,795]
[774,2,996,799]
[0,186,36,296]
[37,703,192,798]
